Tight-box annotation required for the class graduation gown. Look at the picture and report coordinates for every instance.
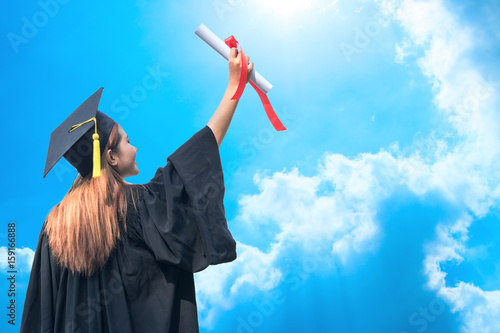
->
[20,125,237,333]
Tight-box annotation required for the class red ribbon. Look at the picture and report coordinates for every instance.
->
[224,35,286,131]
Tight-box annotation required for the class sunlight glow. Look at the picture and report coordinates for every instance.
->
[258,0,317,20]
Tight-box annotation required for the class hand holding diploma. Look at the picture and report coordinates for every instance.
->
[196,24,286,131]
[228,47,254,87]
[228,46,254,99]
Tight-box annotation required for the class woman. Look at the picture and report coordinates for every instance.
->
[21,48,254,332]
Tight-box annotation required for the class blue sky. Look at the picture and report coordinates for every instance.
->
[1,0,500,332]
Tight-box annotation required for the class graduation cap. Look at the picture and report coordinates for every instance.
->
[43,87,116,179]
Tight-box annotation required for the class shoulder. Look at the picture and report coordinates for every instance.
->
[124,183,157,213]
[124,183,148,199]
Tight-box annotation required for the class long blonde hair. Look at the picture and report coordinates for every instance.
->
[45,123,133,276]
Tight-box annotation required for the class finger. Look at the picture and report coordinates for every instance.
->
[247,62,254,73]
[235,49,242,61]
[229,47,238,59]
[246,56,250,64]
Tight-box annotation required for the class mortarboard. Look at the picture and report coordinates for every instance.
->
[43,87,116,179]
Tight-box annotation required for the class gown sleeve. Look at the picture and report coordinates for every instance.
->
[137,125,237,273]
[20,222,60,333]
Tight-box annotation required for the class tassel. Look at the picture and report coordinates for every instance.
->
[92,133,101,178]
[69,117,101,178]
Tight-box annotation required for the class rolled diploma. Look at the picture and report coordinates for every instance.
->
[195,24,273,94]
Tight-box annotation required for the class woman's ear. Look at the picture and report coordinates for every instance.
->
[106,149,118,167]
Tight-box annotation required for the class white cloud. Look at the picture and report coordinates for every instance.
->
[195,242,282,328]
[195,0,500,331]
[0,247,35,274]
[424,216,500,333]
[380,0,500,332]
[395,39,413,64]
[196,153,403,326]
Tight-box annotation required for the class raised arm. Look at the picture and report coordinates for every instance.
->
[207,47,254,148]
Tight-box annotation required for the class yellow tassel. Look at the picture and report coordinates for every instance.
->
[69,117,101,178]
[92,133,101,178]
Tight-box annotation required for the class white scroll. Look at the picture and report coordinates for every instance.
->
[195,23,273,94]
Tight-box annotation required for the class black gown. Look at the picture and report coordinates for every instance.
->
[20,125,237,333]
